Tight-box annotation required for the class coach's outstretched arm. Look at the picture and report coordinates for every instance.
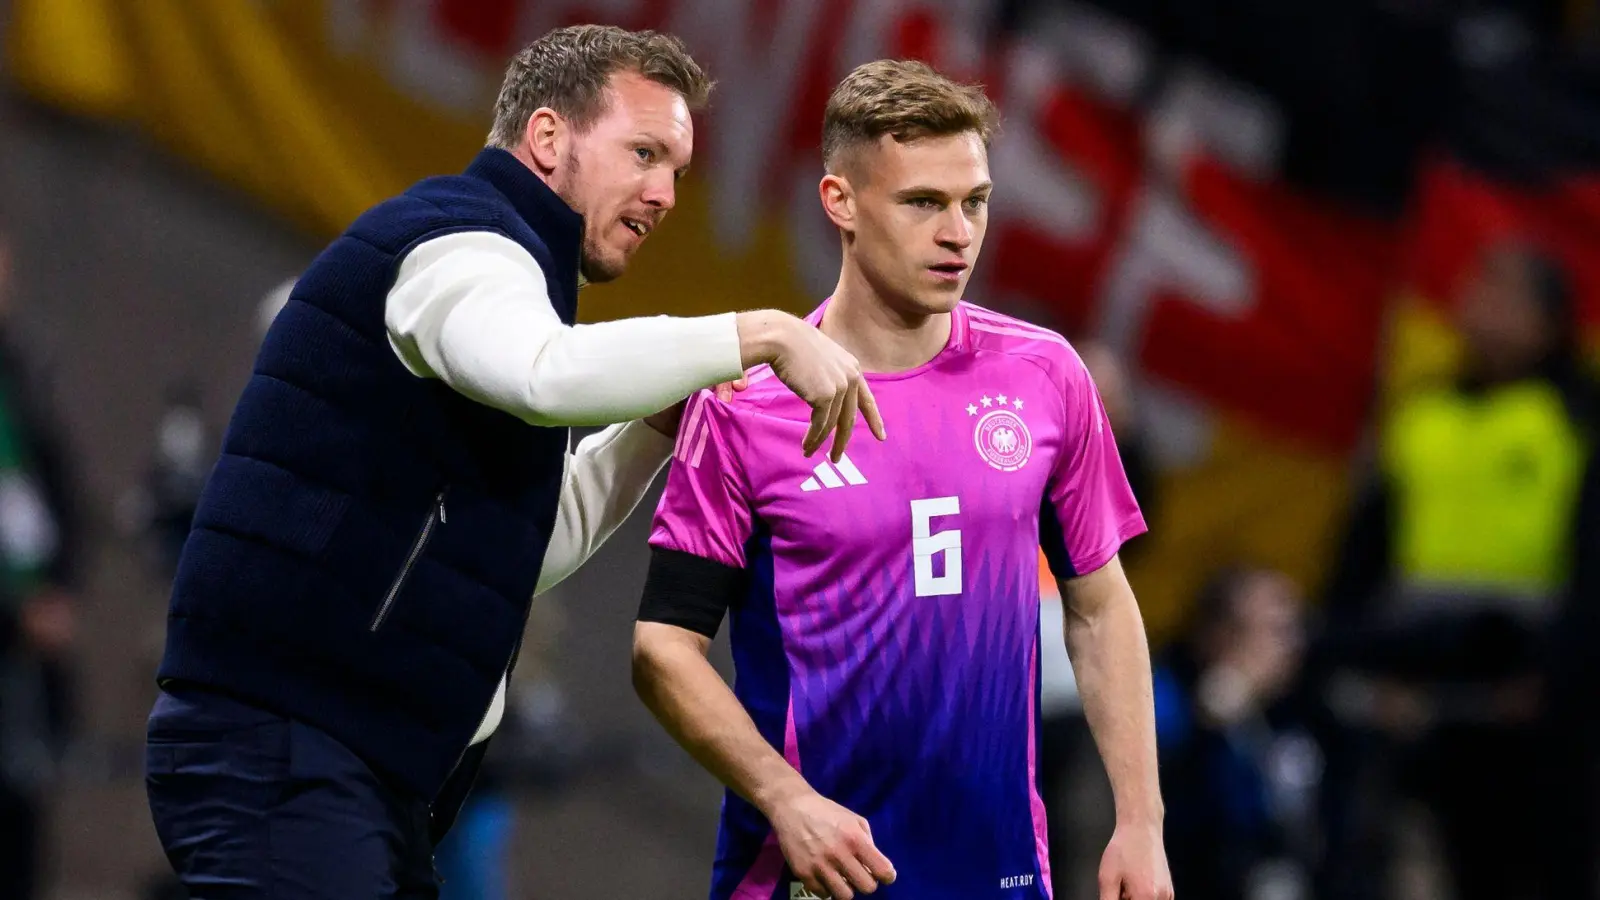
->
[632,615,896,900]
[386,231,882,460]
[1061,556,1174,900]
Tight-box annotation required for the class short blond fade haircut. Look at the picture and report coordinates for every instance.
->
[488,25,713,148]
[822,59,999,173]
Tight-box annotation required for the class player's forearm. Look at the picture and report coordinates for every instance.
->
[632,625,810,816]
[535,421,675,595]
[1062,563,1164,828]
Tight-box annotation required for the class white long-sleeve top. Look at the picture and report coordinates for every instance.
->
[383,230,745,744]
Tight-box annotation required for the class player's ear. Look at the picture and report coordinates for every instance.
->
[525,108,565,174]
[819,173,856,231]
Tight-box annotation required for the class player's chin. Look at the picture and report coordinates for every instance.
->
[912,280,966,312]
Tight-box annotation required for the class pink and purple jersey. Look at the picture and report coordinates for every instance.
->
[649,301,1146,900]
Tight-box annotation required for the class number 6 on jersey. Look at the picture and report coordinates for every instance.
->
[911,496,962,597]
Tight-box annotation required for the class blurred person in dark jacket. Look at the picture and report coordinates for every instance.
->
[1319,240,1596,900]
[0,232,83,900]
[1155,567,1319,900]
[1077,343,1159,523]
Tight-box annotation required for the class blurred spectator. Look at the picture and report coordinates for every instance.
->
[117,385,211,575]
[1155,567,1319,900]
[0,232,84,900]
[1318,241,1596,900]
[1078,342,1158,535]
[1038,342,1158,898]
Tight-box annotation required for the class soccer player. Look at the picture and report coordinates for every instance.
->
[632,60,1173,900]
[145,25,882,900]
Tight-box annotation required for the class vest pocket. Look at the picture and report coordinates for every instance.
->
[370,489,448,632]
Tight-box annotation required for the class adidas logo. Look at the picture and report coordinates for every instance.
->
[790,885,828,900]
[800,454,867,491]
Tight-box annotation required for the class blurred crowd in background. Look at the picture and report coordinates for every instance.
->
[1,1,1598,899]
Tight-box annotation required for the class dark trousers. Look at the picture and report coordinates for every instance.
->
[0,781,41,900]
[145,684,439,899]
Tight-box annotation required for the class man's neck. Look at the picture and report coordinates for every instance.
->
[508,143,590,289]
[822,264,952,374]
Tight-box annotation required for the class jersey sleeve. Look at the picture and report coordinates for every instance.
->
[647,391,756,568]
[1040,349,1148,580]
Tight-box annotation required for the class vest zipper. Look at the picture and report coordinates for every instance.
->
[370,490,447,632]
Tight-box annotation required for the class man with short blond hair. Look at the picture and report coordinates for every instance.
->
[633,59,1172,900]
[818,58,999,168]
